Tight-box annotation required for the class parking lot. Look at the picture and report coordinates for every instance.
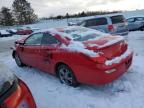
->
[0,30,144,108]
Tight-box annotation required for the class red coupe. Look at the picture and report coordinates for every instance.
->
[12,26,133,87]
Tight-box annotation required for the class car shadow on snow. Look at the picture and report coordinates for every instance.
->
[2,56,143,99]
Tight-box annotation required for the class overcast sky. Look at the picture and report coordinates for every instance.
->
[1,0,144,17]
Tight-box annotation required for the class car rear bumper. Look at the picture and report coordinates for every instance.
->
[74,51,133,85]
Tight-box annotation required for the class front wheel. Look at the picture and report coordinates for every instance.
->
[14,53,25,67]
[57,64,79,87]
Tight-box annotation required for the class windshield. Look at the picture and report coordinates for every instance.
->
[57,27,101,41]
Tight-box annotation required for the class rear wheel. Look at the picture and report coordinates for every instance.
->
[57,64,79,87]
[14,53,25,67]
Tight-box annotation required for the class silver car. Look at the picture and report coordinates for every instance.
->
[77,15,129,36]
[127,17,144,31]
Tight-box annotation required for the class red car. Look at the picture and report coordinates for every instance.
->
[17,29,33,35]
[12,26,133,87]
[0,63,36,108]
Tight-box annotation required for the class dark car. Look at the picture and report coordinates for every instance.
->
[127,17,144,31]
[0,63,36,108]
[74,15,129,36]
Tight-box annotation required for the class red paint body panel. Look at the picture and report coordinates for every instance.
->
[3,79,36,108]
[17,30,33,35]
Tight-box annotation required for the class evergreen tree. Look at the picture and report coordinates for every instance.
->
[12,0,37,25]
[0,7,14,26]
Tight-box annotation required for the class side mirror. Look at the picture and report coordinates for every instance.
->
[15,41,24,45]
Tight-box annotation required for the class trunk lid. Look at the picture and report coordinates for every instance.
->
[83,36,127,60]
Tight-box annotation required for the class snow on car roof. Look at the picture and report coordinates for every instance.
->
[48,26,108,40]
[0,30,10,35]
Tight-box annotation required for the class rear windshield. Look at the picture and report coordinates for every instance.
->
[111,15,125,24]
[86,18,107,27]
[57,27,101,41]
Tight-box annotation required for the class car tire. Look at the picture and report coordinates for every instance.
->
[14,53,25,67]
[57,64,79,87]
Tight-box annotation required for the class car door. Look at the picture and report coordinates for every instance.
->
[19,33,43,67]
[38,32,60,74]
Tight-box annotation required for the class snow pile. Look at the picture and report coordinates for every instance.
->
[105,48,132,65]
[61,41,99,57]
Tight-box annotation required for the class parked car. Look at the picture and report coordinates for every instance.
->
[0,63,36,108]
[76,15,129,36]
[27,27,40,32]
[7,29,17,35]
[0,30,12,37]
[16,28,33,35]
[127,17,144,31]
[12,26,133,87]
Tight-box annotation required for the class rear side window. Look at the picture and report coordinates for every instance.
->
[111,15,125,24]
[41,33,59,45]
[86,18,107,27]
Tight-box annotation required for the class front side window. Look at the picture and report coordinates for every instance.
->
[41,33,59,45]
[24,33,43,45]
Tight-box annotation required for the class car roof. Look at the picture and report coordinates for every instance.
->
[82,14,124,21]
[127,17,144,19]
[0,30,10,34]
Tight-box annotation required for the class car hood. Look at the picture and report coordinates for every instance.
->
[0,63,16,96]
[83,36,128,59]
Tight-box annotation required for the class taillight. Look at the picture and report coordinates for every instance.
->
[91,56,106,64]
[108,25,114,31]
[1,79,36,108]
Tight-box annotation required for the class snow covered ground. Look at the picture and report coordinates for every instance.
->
[0,30,144,108]
[0,12,144,107]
